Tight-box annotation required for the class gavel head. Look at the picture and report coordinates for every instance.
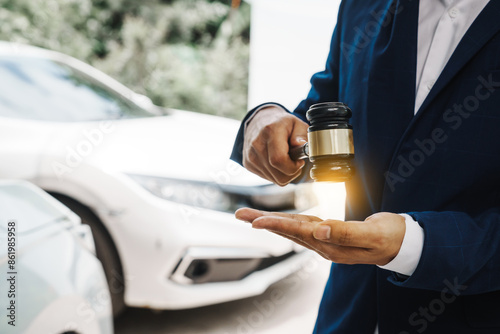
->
[306,102,355,182]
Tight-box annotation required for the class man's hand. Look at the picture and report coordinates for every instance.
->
[235,208,406,266]
[243,106,309,186]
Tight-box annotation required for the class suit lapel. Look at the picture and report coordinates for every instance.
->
[382,1,500,201]
[414,1,500,117]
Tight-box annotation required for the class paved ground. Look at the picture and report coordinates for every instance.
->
[114,255,331,334]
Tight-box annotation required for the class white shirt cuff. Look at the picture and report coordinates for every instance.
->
[378,213,425,276]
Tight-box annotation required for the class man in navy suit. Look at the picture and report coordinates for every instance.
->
[232,0,500,333]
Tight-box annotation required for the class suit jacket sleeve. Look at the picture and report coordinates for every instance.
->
[388,209,500,295]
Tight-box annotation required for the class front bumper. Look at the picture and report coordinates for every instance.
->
[105,189,320,310]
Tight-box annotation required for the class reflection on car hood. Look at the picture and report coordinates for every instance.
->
[68,110,270,186]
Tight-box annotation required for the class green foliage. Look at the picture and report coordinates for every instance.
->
[0,0,250,119]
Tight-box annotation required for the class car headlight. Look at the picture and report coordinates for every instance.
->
[128,174,233,212]
[128,174,318,213]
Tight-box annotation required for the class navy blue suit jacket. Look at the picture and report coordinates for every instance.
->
[231,1,500,332]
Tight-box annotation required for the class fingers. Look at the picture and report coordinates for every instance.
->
[271,231,314,251]
[235,208,264,222]
[235,208,331,258]
[271,230,333,260]
[235,208,322,224]
[251,216,315,242]
[267,125,305,175]
[236,209,321,243]
[312,213,405,251]
[242,107,308,186]
[245,213,364,249]
[245,135,299,186]
[258,144,304,186]
[289,117,309,147]
[312,220,375,248]
[237,208,386,249]
[244,146,278,183]
[247,215,369,263]
[236,208,406,266]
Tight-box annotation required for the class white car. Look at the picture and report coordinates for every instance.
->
[0,180,113,334]
[0,42,319,315]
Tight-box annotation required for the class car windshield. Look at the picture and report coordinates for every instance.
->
[0,55,155,122]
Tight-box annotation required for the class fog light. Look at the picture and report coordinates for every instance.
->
[185,260,210,280]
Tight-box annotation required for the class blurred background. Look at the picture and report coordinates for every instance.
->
[0,0,251,119]
[0,0,343,333]
[0,0,340,117]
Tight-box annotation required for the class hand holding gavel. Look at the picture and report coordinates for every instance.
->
[243,102,355,185]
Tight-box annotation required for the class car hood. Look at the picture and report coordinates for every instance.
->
[49,110,270,186]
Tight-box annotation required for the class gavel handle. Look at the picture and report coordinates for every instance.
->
[289,143,309,161]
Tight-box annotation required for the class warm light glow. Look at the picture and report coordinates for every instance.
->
[312,182,346,221]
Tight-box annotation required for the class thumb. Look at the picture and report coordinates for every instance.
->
[312,220,369,248]
[289,118,308,148]
[290,135,307,148]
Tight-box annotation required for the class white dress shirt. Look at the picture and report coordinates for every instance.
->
[379,0,490,276]
[414,0,491,113]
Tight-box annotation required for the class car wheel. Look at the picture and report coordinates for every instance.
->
[50,193,126,317]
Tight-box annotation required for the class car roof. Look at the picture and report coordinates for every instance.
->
[0,40,140,105]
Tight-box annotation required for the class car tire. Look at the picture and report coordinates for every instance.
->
[50,193,126,317]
